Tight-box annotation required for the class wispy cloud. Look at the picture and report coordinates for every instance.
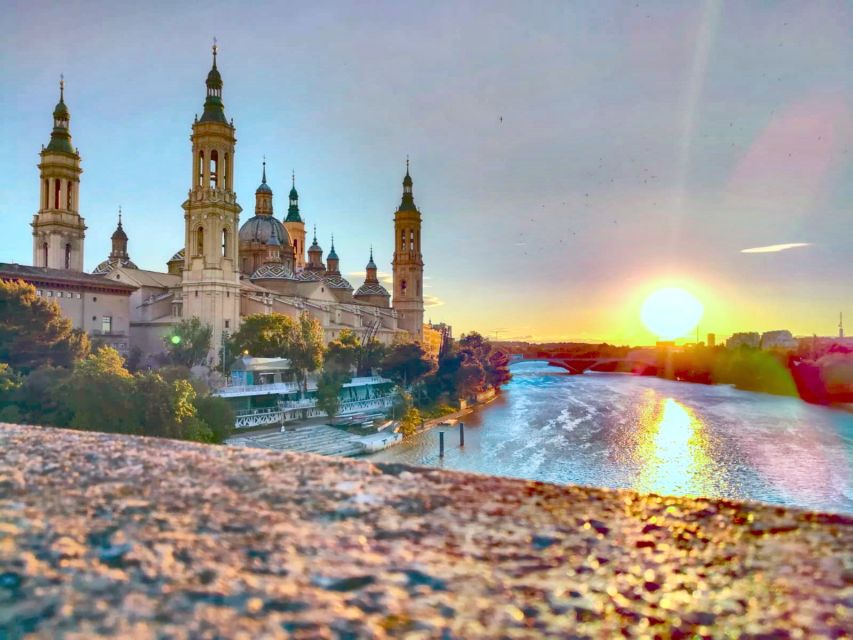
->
[424,295,444,308]
[740,243,812,254]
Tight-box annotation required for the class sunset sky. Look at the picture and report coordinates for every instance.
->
[1,1,850,344]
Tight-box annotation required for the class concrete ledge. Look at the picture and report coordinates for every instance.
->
[0,423,849,638]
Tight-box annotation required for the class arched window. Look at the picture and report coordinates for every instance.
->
[196,227,204,255]
[43,179,48,209]
[64,243,71,269]
[209,150,219,188]
[54,179,60,209]
[66,181,72,209]
[223,153,229,189]
[401,279,407,295]
[42,242,48,267]
[409,230,414,252]
[221,228,229,258]
[198,151,204,187]
[400,229,405,250]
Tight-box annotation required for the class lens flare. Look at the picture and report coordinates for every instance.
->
[640,287,704,340]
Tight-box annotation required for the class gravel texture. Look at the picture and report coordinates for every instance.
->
[0,423,850,639]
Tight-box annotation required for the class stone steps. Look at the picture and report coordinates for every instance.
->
[229,424,365,458]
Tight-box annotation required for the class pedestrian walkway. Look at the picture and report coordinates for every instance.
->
[227,423,365,458]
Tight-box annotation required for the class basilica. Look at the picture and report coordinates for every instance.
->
[10,45,431,363]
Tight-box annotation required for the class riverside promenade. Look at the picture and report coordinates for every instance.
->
[0,423,850,638]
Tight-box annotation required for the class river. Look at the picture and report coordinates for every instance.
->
[368,361,853,513]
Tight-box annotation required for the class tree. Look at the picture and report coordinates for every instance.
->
[316,371,346,419]
[16,366,74,427]
[228,313,295,359]
[194,396,235,443]
[289,312,325,393]
[358,338,386,376]
[0,364,23,422]
[0,279,90,372]
[325,329,360,376]
[381,342,433,387]
[164,317,212,368]
[398,407,422,439]
[67,347,135,433]
[455,353,486,398]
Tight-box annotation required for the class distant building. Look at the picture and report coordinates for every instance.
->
[707,333,716,348]
[422,324,443,359]
[726,332,760,349]
[760,330,797,351]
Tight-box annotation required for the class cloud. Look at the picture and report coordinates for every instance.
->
[740,243,812,254]
[424,295,444,308]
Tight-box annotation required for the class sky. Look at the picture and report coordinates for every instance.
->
[1,0,850,344]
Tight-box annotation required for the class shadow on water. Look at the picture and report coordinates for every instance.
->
[369,362,853,513]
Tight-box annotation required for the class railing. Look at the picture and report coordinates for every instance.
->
[234,407,282,429]
[216,382,301,397]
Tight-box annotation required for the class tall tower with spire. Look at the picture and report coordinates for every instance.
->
[181,42,242,359]
[283,171,306,270]
[32,76,86,271]
[392,159,424,341]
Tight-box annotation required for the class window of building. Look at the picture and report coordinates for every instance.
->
[46,290,52,297]
[224,153,229,188]
[409,230,414,252]
[66,180,72,209]
[225,320,230,329]
[209,150,219,188]
[401,279,407,295]
[101,316,112,334]
[54,179,60,209]
[65,243,71,269]
[196,227,204,255]
[75,292,81,299]
[198,150,204,187]
[43,179,48,209]
[222,227,229,258]
[42,242,48,267]
[92,297,97,302]
[35,289,42,296]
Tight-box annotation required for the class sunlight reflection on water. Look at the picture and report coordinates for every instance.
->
[368,362,853,512]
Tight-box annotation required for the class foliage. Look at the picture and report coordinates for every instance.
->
[358,338,387,376]
[289,313,325,393]
[0,364,23,422]
[419,403,457,420]
[380,342,433,386]
[325,329,360,375]
[228,313,295,359]
[316,371,347,419]
[67,347,135,433]
[0,279,90,373]
[398,406,422,439]
[164,317,212,368]
[16,366,73,427]
[711,348,798,396]
[194,396,235,444]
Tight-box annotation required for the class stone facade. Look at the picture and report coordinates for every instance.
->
[391,162,425,341]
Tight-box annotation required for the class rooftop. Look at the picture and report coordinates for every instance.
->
[0,263,137,292]
[0,423,848,638]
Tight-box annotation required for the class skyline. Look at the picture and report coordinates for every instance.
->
[1,1,850,344]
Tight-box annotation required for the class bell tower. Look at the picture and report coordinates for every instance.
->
[392,159,424,341]
[181,42,242,361]
[32,76,86,271]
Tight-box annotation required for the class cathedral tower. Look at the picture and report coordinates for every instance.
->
[32,77,86,271]
[392,160,424,341]
[283,171,306,270]
[181,43,242,359]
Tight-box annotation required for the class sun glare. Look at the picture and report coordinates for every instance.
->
[640,287,704,340]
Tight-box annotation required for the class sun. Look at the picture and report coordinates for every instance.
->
[640,287,704,340]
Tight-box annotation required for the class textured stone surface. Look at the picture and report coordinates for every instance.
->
[0,423,850,639]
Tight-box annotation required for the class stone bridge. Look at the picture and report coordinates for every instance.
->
[508,353,657,375]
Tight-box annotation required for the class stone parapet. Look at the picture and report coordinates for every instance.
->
[0,423,849,638]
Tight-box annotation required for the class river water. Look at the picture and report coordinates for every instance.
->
[369,362,853,513]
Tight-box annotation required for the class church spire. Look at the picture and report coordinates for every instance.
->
[286,170,302,222]
[110,206,129,260]
[399,157,416,211]
[254,158,273,215]
[46,75,74,154]
[200,39,227,124]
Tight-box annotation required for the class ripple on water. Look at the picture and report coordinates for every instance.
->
[369,363,853,512]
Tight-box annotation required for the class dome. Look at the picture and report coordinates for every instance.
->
[239,215,290,245]
[293,270,322,282]
[355,282,390,298]
[206,65,222,89]
[169,249,185,263]
[324,274,353,290]
[251,264,296,280]
[53,100,70,121]
[92,257,138,276]
[111,224,128,241]
[256,181,272,195]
